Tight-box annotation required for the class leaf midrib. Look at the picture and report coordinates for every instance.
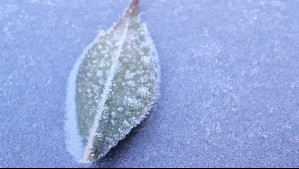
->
[81,19,131,163]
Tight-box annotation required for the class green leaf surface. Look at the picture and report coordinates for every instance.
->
[65,0,159,164]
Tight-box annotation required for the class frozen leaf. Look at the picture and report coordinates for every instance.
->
[65,0,160,164]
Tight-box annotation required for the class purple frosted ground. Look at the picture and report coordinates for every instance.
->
[0,0,299,167]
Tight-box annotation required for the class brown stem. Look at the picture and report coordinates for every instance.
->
[126,0,140,17]
[115,0,140,29]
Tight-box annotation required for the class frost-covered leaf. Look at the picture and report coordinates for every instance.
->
[65,0,159,164]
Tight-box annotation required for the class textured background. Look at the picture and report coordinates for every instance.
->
[1,0,299,167]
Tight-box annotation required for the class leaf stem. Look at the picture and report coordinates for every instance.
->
[114,0,139,29]
[127,0,140,17]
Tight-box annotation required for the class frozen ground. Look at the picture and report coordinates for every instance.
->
[0,0,299,167]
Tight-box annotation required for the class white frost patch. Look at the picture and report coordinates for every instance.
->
[96,70,103,77]
[65,46,84,161]
[137,86,149,96]
[142,22,161,93]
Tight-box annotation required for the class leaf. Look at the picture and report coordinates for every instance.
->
[65,0,160,164]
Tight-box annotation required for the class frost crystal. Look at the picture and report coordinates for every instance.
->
[65,0,159,164]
